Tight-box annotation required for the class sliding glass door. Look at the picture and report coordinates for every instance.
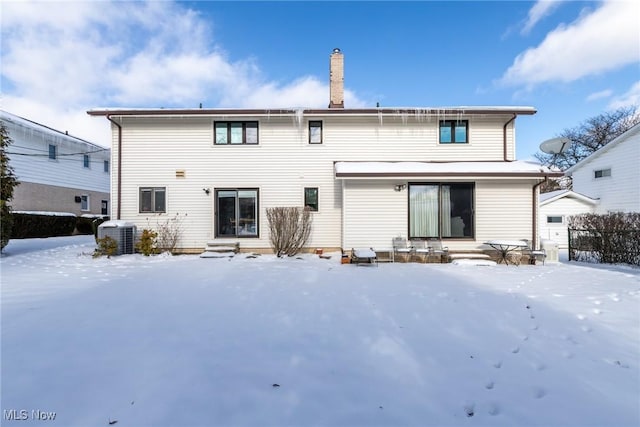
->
[409,183,474,239]
[216,189,258,237]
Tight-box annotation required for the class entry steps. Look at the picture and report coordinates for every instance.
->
[200,241,240,258]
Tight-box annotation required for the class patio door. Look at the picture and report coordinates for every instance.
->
[215,189,258,238]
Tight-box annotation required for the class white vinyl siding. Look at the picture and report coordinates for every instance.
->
[109,113,526,251]
[539,197,595,248]
[571,130,640,213]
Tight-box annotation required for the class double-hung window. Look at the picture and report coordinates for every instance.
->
[409,183,474,238]
[140,187,166,213]
[104,160,110,173]
[309,121,323,144]
[439,120,468,144]
[214,121,258,144]
[83,154,90,168]
[48,144,57,160]
[216,189,259,238]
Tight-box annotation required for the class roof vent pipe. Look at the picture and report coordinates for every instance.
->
[329,48,344,108]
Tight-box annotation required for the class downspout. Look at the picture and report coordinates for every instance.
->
[532,176,548,250]
[503,114,517,162]
[106,115,122,220]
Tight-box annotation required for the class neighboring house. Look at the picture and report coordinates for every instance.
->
[1,110,110,216]
[566,122,640,214]
[88,49,561,254]
[538,190,598,248]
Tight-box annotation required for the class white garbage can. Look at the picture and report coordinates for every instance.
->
[541,239,559,263]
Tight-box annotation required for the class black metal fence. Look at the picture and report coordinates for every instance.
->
[568,228,640,266]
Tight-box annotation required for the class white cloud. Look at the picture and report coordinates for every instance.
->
[500,1,640,87]
[608,81,640,110]
[585,89,613,102]
[521,1,563,35]
[1,1,365,147]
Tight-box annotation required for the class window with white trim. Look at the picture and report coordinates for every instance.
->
[81,195,90,211]
[547,215,563,224]
[139,187,166,213]
[304,187,319,211]
[439,120,468,144]
[214,122,258,144]
[594,168,611,179]
[309,121,323,144]
[83,154,90,168]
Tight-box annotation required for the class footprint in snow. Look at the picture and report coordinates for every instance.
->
[593,308,602,315]
[463,404,475,418]
[493,361,502,369]
[487,403,500,416]
[576,314,586,320]
[512,346,520,354]
[485,381,495,390]
[581,325,593,333]
[533,387,547,399]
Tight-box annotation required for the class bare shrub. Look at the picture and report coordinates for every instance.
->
[141,213,186,255]
[266,207,312,257]
[568,212,640,265]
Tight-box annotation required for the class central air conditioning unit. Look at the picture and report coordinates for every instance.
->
[97,221,137,255]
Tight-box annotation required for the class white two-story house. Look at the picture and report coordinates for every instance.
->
[1,110,111,216]
[88,49,560,254]
[566,122,640,214]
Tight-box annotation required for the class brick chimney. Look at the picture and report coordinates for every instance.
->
[329,48,344,108]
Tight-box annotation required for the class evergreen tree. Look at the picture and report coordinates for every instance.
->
[1,121,19,250]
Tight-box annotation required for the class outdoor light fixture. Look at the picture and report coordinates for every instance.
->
[394,184,407,192]
[203,188,210,195]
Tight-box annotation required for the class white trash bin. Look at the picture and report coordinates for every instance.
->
[541,239,559,263]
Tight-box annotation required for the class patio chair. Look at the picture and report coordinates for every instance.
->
[427,238,449,263]
[351,248,378,266]
[522,240,546,265]
[411,240,431,263]
[392,237,413,262]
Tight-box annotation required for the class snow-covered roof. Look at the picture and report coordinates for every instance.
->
[87,106,536,117]
[334,160,562,178]
[1,110,108,150]
[539,189,599,206]
[565,122,640,175]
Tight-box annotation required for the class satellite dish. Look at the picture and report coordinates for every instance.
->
[540,137,571,154]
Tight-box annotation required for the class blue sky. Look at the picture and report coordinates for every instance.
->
[2,1,638,160]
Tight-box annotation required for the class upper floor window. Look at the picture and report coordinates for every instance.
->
[309,121,323,144]
[83,154,90,168]
[214,121,258,145]
[140,187,166,213]
[594,168,611,179]
[104,160,110,173]
[48,144,57,160]
[304,187,319,211]
[439,120,468,144]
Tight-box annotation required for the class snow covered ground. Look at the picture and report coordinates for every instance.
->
[2,235,639,426]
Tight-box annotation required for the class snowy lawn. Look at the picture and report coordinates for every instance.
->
[2,236,639,426]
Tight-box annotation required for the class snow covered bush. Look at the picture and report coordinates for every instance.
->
[94,235,117,258]
[135,229,158,256]
[568,212,640,265]
[266,207,312,257]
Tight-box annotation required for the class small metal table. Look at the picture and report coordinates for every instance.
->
[484,240,528,265]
